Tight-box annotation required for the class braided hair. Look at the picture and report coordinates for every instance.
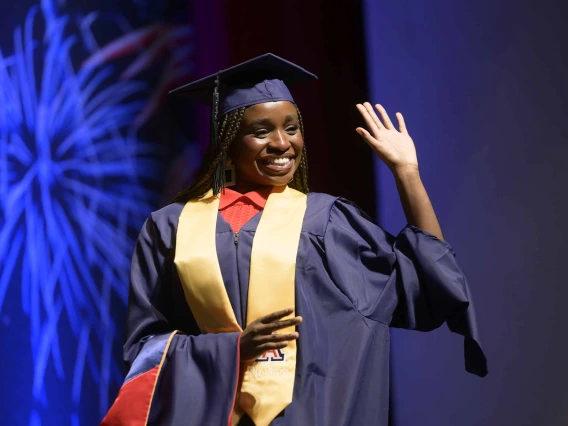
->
[173,105,309,203]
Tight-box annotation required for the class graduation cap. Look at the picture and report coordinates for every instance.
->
[169,53,317,192]
[169,52,317,114]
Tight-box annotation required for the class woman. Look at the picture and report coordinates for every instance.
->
[101,53,486,426]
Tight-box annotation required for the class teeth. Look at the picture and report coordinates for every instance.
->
[265,157,291,165]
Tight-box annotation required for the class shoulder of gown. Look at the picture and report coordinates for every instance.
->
[303,192,339,235]
[142,201,185,249]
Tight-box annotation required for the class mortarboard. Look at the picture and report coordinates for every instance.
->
[169,53,317,192]
[169,52,318,115]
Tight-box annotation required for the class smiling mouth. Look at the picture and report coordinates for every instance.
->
[258,156,295,174]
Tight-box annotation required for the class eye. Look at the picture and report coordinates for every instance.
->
[286,125,299,134]
[253,129,269,138]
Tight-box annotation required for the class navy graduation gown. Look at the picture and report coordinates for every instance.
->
[121,192,487,426]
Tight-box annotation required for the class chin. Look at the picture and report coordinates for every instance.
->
[239,166,297,188]
[253,169,295,187]
[264,173,295,187]
[272,177,293,186]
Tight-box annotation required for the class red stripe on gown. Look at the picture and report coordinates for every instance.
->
[100,366,159,426]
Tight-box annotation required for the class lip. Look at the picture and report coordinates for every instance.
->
[257,157,295,174]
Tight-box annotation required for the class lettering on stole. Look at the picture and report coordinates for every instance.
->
[246,349,293,378]
[256,349,286,362]
[247,365,294,378]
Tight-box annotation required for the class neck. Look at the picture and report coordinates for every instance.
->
[230,182,274,194]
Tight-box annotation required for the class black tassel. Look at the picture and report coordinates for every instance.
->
[211,73,224,194]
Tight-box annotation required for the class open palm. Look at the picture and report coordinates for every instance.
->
[356,103,418,172]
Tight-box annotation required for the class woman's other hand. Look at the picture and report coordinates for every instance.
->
[356,102,444,240]
[240,308,302,363]
[355,103,418,174]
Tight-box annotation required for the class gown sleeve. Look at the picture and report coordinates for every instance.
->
[323,198,487,377]
[100,215,241,426]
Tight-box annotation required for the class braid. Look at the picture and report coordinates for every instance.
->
[211,107,246,194]
[289,106,309,193]
[172,107,246,203]
[172,104,310,204]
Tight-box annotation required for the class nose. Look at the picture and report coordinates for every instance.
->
[268,129,292,152]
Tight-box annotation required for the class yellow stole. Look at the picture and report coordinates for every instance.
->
[174,185,307,426]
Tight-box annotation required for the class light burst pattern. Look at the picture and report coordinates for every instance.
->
[0,2,164,422]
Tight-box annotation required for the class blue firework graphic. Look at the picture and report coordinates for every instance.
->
[0,2,162,422]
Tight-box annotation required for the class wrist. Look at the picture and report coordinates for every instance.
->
[392,164,420,181]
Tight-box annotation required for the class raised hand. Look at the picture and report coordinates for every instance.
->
[240,308,302,363]
[355,103,418,173]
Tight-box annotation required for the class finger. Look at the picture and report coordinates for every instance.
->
[356,127,383,149]
[356,103,382,135]
[259,308,295,324]
[363,102,385,130]
[256,341,289,352]
[254,332,299,344]
[260,317,302,333]
[396,112,408,134]
[375,104,394,130]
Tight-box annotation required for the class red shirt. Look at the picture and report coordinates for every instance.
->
[219,187,271,233]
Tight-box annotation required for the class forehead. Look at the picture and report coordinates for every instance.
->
[243,101,297,122]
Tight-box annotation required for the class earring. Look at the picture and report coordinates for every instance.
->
[224,158,236,187]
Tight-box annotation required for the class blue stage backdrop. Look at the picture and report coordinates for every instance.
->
[0,0,197,424]
[363,1,568,425]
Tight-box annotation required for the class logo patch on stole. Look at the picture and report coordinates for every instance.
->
[257,349,286,362]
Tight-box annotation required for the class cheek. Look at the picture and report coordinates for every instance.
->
[232,137,262,165]
[293,135,304,155]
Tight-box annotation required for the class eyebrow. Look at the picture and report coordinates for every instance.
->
[247,114,299,127]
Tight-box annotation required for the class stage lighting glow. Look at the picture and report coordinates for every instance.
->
[0,3,161,423]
